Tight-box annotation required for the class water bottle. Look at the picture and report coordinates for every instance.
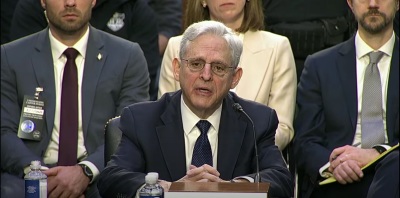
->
[139,172,164,198]
[25,160,47,198]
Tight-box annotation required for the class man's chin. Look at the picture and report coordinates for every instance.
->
[361,21,388,34]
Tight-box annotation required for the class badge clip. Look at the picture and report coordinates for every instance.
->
[34,87,43,99]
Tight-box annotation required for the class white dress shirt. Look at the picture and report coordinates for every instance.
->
[180,95,221,170]
[42,27,99,179]
[319,31,395,177]
[353,31,394,145]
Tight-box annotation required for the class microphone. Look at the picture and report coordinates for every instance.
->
[232,103,260,183]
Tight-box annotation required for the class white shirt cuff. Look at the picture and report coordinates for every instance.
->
[319,162,332,178]
[373,144,391,151]
[233,176,255,183]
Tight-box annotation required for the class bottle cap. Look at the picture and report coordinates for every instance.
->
[30,160,41,169]
[145,174,158,184]
[148,172,159,179]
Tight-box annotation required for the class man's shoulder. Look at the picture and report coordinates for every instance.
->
[230,92,274,113]
[2,29,45,52]
[90,27,139,48]
[126,91,179,111]
[121,91,180,124]
[309,37,354,60]
[229,93,278,129]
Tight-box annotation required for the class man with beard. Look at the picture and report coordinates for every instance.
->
[1,0,150,197]
[9,0,160,100]
[294,0,399,198]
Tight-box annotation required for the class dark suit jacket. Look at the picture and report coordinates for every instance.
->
[294,35,399,198]
[1,26,150,177]
[98,91,293,198]
[10,0,160,100]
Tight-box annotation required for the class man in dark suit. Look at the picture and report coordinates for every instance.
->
[9,0,160,100]
[294,0,399,198]
[97,20,293,198]
[1,0,150,197]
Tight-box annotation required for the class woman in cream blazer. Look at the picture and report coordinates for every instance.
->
[158,0,296,151]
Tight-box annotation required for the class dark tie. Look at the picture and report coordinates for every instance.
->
[58,48,79,166]
[361,51,385,148]
[191,120,213,167]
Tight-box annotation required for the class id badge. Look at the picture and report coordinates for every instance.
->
[18,88,45,141]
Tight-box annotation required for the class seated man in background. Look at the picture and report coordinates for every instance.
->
[294,0,399,197]
[1,0,150,197]
[10,0,160,100]
[98,20,293,198]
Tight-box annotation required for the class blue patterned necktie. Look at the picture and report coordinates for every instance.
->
[191,120,213,167]
[361,51,385,148]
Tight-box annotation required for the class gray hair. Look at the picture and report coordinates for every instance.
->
[179,20,243,68]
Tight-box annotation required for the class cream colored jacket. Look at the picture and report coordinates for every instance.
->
[158,30,296,150]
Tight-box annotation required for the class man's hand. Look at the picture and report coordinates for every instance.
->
[177,165,228,183]
[328,145,380,172]
[331,159,363,184]
[43,165,89,198]
[158,180,172,192]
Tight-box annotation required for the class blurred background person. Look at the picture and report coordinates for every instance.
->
[10,0,160,100]
[263,0,354,81]
[146,0,183,55]
[158,0,297,151]
[0,0,20,44]
[146,0,183,100]
[294,0,399,197]
[1,0,150,197]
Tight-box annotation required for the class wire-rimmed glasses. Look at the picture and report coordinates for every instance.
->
[181,58,234,77]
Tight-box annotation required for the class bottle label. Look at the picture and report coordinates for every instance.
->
[139,196,162,198]
[25,180,47,198]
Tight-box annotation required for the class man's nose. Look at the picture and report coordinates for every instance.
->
[200,64,212,81]
[65,0,76,7]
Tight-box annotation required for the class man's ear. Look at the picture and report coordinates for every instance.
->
[346,0,354,12]
[230,67,243,89]
[41,0,46,9]
[172,58,180,81]
[92,0,96,8]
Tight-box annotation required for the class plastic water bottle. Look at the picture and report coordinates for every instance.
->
[25,160,47,198]
[139,172,164,198]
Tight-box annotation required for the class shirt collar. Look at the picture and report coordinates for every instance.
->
[355,31,395,59]
[49,26,90,60]
[180,95,222,135]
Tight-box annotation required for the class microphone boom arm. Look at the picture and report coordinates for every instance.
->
[232,103,260,183]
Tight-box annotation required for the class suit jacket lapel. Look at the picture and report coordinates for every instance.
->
[337,37,358,132]
[157,92,187,180]
[217,95,247,179]
[156,92,248,180]
[386,37,399,143]
[236,31,269,100]
[31,29,56,135]
[81,26,107,136]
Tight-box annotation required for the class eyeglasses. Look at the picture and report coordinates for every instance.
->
[181,58,234,77]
